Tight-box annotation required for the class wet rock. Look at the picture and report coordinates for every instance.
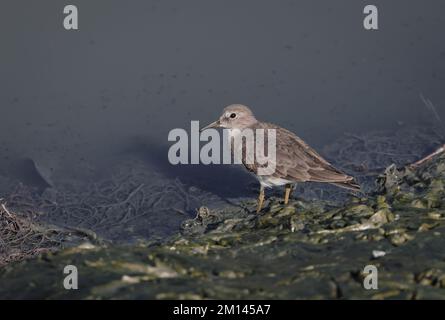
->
[376,164,404,194]
[346,204,374,218]
[427,212,443,220]
[418,222,439,232]
[330,220,347,229]
[371,290,402,300]
[415,269,445,288]
[372,250,386,259]
[2,155,445,299]
[369,209,394,225]
[387,230,414,246]
[180,207,223,236]
[216,218,246,232]
[180,219,207,236]
[290,216,305,232]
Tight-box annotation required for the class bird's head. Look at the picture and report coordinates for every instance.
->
[200,104,258,131]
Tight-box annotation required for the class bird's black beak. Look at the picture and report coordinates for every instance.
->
[200,120,220,132]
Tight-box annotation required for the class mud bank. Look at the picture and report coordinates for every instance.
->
[1,153,444,299]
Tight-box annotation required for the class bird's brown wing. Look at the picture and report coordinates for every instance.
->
[251,123,358,186]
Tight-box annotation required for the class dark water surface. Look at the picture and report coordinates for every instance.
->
[0,0,444,246]
[1,0,445,182]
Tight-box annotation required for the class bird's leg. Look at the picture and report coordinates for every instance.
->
[256,186,265,213]
[284,183,293,205]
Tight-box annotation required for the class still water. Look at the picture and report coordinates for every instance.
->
[0,1,444,240]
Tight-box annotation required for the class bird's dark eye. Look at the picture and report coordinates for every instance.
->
[230,113,236,118]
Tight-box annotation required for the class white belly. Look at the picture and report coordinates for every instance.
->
[257,175,293,188]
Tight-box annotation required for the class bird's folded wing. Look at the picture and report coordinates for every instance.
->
[270,127,353,183]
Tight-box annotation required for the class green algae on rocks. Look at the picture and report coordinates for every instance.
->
[1,155,445,299]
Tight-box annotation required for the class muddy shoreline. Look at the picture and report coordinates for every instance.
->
[0,124,445,299]
[1,132,444,299]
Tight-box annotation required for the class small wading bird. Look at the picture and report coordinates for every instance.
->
[201,104,360,213]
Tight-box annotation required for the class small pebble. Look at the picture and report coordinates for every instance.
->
[372,250,386,259]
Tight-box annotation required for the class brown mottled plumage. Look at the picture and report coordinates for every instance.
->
[201,104,360,212]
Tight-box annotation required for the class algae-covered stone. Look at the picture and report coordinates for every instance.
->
[1,155,445,299]
[427,212,443,220]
